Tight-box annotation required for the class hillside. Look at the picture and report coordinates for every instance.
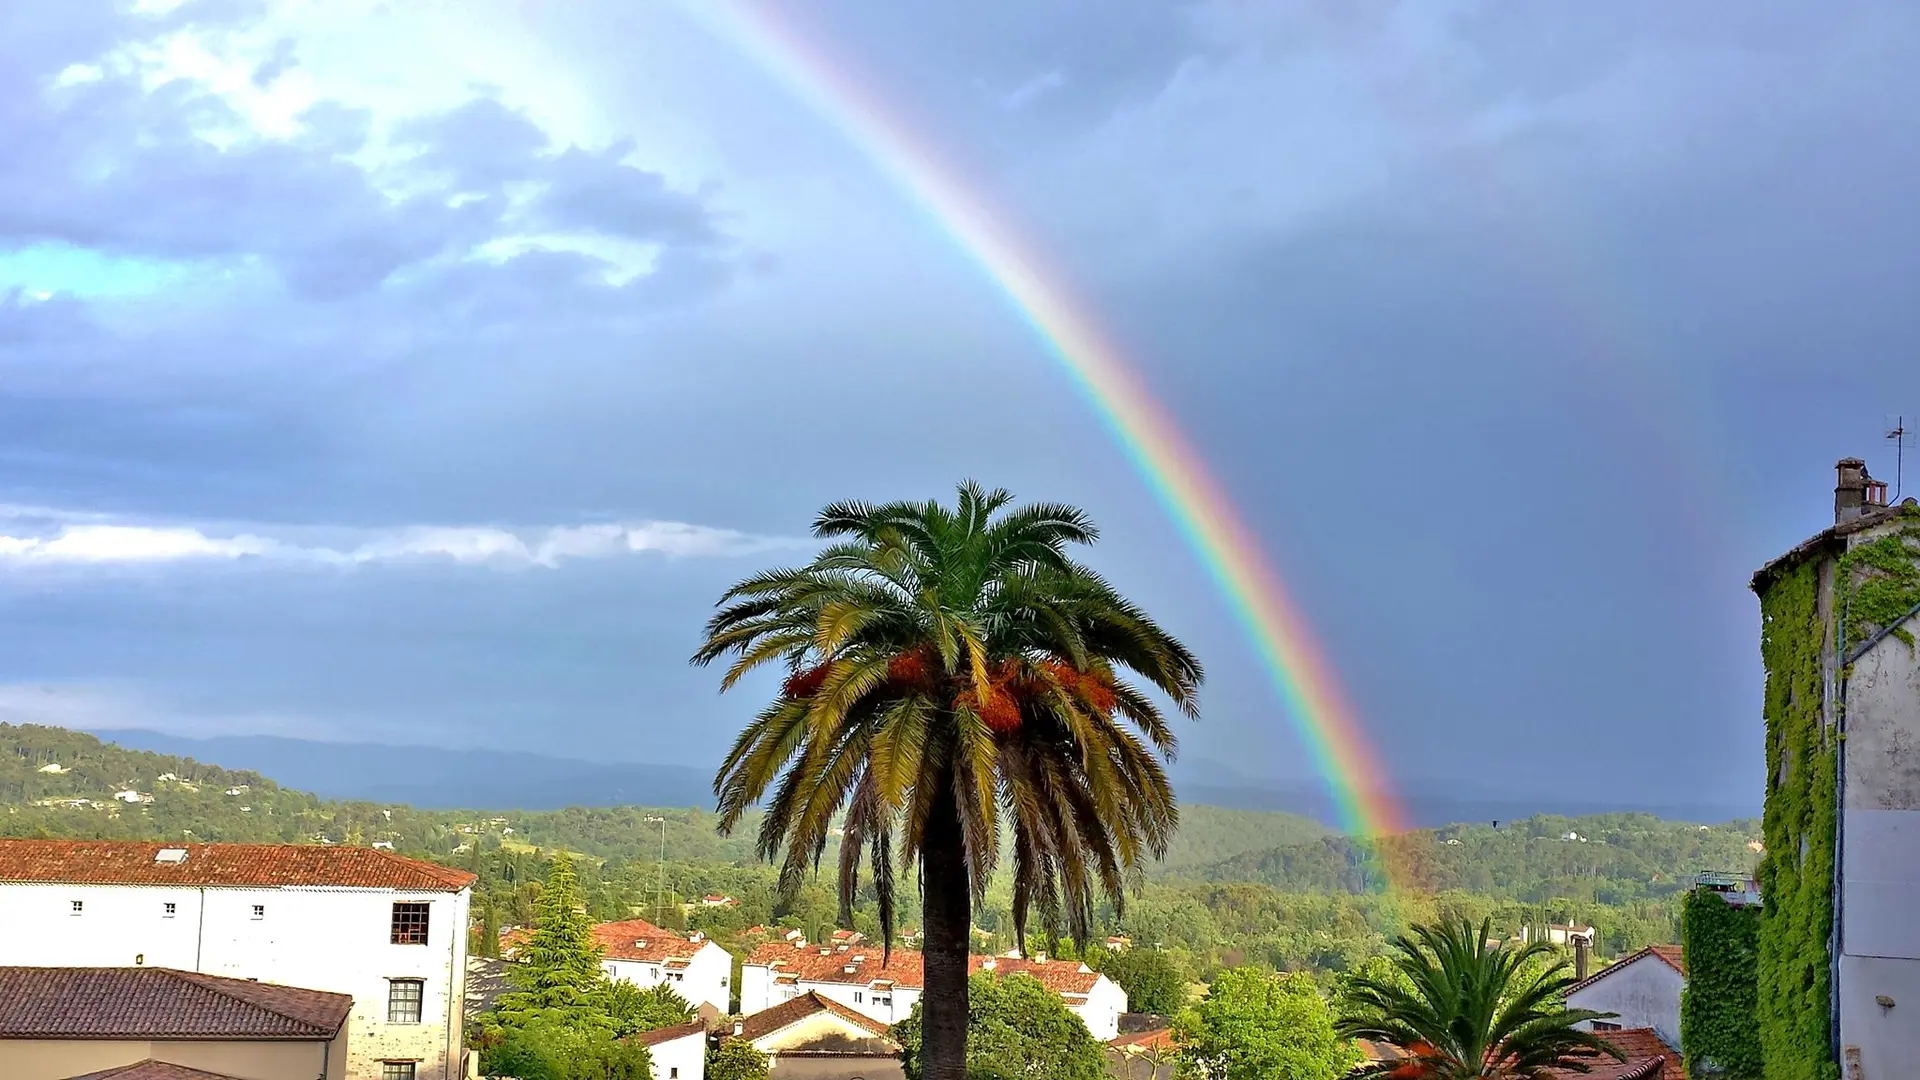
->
[1197,813,1762,903]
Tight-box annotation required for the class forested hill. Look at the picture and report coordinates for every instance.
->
[0,723,1324,874]
[1198,813,1762,902]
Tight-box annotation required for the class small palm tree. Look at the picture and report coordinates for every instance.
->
[694,483,1202,1080]
[1337,918,1625,1079]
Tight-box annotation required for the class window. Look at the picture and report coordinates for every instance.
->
[163,902,177,918]
[670,972,684,982]
[669,1071,679,1079]
[1593,1021,1622,1032]
[390,902,430,945]
[70,900,83,915]
[388,979,424,1023]
[381,1063,416,1080]
[251,904,266,920]
[853,991,863,1004]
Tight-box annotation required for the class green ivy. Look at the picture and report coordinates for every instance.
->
[1681,889,1761,1079]
[1835,513,1920,651]
[1754,559,1837,1080]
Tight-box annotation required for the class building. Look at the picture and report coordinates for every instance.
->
[731,992,902,1080]
[632,1020,707,1080]
[1564,945,1685,1050]
[1541,1028,1683,1080]
[589,920,734,1015]
[740,942,1127,1040]
[1751,458,1920,1078]
[0,966,351,1080]
[0,840,475,1080]
[1519,923,1596,948]
[1106,1028,1175,1080]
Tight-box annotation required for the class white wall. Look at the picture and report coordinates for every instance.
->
[1076,976,1127,1042]
[738,965,1123,1039]
[0,882,469,1080]
[604,940,732,1015]
[1566,956,1684,1050]
[646,1030,705,1080]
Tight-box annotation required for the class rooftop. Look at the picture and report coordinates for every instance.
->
[745,942,1102,996]
[0,839,475,892]
[1566,945,1686,996]
[67,1063,254,1080]
[1544,1028,1683,1080]
[0,967,351,1040]
[631,1019,707,1048]
[734,991,894,1044]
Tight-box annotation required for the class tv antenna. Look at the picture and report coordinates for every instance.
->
[1890,416,1910,501]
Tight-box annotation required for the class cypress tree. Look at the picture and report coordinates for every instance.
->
[497,853,607,1017]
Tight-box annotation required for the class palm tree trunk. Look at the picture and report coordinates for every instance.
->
[920,765,971,1080]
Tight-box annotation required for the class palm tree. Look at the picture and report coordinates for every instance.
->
[1337,918,1626,1079]
[693,483,1202,1080]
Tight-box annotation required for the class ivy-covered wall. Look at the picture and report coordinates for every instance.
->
[1755,558,1838,1080]
[1682,889,1762,1079]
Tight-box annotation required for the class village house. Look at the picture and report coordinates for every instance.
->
[1564,945,1686,1051]
[1542,1029,1683,1080]
[730,991,903,1080]
[0,839,475,1080]
[632,1020,707,1080]
[740,941,1128,1040]
[0,965,352,1080]
[588,920,734,1016]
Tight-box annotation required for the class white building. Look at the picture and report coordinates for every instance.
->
[584,919,734,1016]
[0,838,475,1080]
[741,942,1128,1041]
[633,1019,707,1080]
[1565,944,1686,1051]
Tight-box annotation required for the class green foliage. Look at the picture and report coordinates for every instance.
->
[497,854,608,1018]
[1172,967,1353,1080]
[894,971,1108,1080]
[477,1018,653,1080]
[1755,560,1838,1080]
[1091,945,1190,1015]
[705,1039,771,1080]
[1835,515,1920,650]
[606,982,696,1038]
[1336,918,1624,1079]
[1682,890,1762,1079]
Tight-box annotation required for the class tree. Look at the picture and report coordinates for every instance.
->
[706,1038,771,1080]
[1336,917,1624,1078]
[696,484,1203,1080]
[475,901,502,959]
[496,853,608,1018]
[1173,968,1353,1080]
[894,972,1108,1080]
[477,1017,653,1080]
[606,981,696,1038]
[1094,945,1190,1015]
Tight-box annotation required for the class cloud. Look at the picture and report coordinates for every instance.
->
[0,681,328,740]
[0,508,798,570]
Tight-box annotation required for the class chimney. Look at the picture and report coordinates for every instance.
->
[1836,458,1872,522]
[1574,934,1590,982]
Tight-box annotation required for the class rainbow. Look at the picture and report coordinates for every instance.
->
[684,3,1410,859]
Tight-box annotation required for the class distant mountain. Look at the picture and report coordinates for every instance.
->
[95,730,717,811]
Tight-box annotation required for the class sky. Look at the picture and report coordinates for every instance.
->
[2,0,1917,815]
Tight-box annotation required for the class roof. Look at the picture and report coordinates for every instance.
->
[591,919,712,964]
[1567,945,1686,996]
[66,1063,252,1080]
[1544,1029,1683,1080]
[1355,1039,1407,1064]
[1751,499,1918,591]
[631,1019,707,1048]
[735,991,894,1044]
[0,967,351,1040]
[745,943,1103,996]
[0,840,475,892]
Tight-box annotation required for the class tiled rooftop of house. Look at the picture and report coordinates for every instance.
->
[745,942,1102,996]
[0,967,351,1040]
[1567,944,1686,995]
[735,991,894,1043]
[1544,1028,1683,1080]
[631,1019,708,1047]
[0,839,475,891]
[592,919,713,963]
[67,1062,255,1080]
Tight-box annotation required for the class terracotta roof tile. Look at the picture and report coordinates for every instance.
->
[0,967,351,1039]
[592,920,710,964]
[66,1062,252,1080]
[1544,1029,1683,1080]
[1567,946,1686,995]
[0,840,474,892]
[735,991,894,1043]
[631,1019,708,1048]
[1109,1028,1174,1052]
[744,943,1101,995]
